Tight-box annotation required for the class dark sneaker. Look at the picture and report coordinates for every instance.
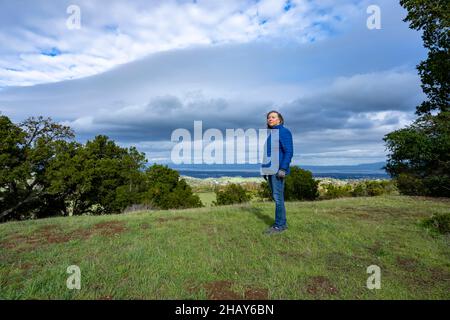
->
[264,225,287,235]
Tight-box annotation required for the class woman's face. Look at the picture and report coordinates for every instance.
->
[267,112,281,127]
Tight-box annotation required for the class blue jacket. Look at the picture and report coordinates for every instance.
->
[261,124,294,175]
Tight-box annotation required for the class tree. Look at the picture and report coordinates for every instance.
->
[0,115,27,219]
[0,116,74,221]
[384,0,450,197]
[1,114,202,221]
[142,164,203,209]
[399,0,449,115]
[45,135,148,215]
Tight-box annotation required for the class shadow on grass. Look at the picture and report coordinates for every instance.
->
[241,206,273,227]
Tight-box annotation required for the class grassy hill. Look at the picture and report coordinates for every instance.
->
[0,196,449,299]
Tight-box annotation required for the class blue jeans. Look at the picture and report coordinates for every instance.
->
[268,174,287,228]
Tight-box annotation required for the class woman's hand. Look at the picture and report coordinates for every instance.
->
[276,169,286,179]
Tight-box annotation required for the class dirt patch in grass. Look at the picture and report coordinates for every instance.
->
[1,221,127,251]
[190,280,268,300]
[71,228,96,240]
[430,267,450,283]
[93,221,126,236]
[398,264,450,294]
[18,262,33,271]
[68,220,126,239]
[305,276,339,298]
[244,287,269,300]
[1,225,69,249]
[204,280,241,300]
[155,217,194,223]
[396,256,420,272]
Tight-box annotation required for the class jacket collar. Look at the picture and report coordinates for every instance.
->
[270,124,283,129]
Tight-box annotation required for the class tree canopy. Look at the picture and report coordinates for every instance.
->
[384,0,449,197]
[0,115,203,222]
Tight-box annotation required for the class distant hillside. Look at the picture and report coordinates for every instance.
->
[302,162,386,174]
[163,162,386,174]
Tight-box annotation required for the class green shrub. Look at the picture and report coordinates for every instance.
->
[142,164,203,210]
[320,184,352,200]
[422,213,450,235]
[351,180,397,197]
[422,174,450,198]
[257,181,272,201]
[365,181,385,196]
[285,166,319,201]
[380,180,398,195]
[213,183,252,206]
[395,173,450,198]
[351,183,367,197]
[395,173,427,196]
[257,167,319,201]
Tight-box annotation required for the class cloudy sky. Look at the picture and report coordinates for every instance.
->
[0,0,426,165]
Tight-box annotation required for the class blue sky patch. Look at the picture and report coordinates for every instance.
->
[41,47,61,57]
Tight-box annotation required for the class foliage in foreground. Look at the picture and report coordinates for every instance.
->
[384,0,449,197]
[422,213,450,235]
[0,115,202,222]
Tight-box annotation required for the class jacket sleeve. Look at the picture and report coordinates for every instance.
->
[279,128,293,171]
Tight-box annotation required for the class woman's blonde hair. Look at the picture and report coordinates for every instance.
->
[266,110,284,128]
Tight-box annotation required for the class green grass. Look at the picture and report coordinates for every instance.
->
[0,196,449,299]
[195,192,216,207]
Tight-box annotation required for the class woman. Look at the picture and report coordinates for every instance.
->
[261,110,294,235]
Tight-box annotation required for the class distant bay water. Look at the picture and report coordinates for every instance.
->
[176,170,389,179]
[159,162,390,180]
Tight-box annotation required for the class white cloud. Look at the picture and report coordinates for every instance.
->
[0,0,365,87]
[0,0,427,165]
